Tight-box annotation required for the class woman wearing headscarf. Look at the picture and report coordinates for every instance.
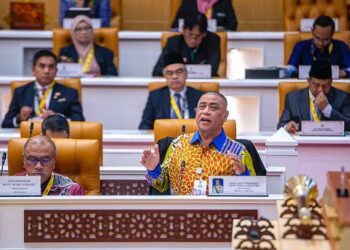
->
[59,15,117,76]
[171,0,238,31]
[60,0,111,27]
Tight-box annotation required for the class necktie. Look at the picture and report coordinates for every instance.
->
[171,93,183,119]
[314,101,321,119]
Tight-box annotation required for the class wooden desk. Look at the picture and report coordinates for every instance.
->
[0,195,283,249]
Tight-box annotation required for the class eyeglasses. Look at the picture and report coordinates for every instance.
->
[24,154,55,166]
[74,26,92,33]
[164,68,185,78]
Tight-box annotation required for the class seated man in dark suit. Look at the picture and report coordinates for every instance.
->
[139,52,204,130]
[2,50,85,128]
[287,15,350,78]
[278,60,350,133]
[152,13,220,77]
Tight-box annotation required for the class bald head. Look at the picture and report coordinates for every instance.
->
[24,135,56,156]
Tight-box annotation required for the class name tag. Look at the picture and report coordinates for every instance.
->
[301,121,344,136]
[208,176,267,196]
[57,63,84,77]
[207,19,217,33]
[299,65,339,79]
[300,18,338,32]
[186,64,211,79]
[0,176,41,196]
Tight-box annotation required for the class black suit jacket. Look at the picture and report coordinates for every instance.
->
[152,32,220,77]
[171,0,238,31]
[2,82,85,128]
[138,86,204,130]
[277,87,350,131]
[59,43,118,76]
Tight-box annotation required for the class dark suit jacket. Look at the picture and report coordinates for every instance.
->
[277,87,350,131]
[59,44,118,76]
[152,32,220,77]
[171,0,238,31]
[2,82,85,128]
[138,86,204,130]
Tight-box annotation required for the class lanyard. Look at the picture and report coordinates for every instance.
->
[78,47,94,74]
[42,173,54,196]
[170,95,183,119]
[309,94,321,122]
[205,7,213,19]
[311,42,333,62]
[35,81,55,117]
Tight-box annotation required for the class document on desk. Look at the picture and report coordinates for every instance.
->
[0,176,41,196]
[208,176,267,196]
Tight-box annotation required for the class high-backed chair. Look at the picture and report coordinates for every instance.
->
[283,0,348,31]
[10,78,82,102]
[110,0,123,29]
[52,28,119,70]
[20,121,103,165]
[148,81,219,92]
[169,0,182,28]
[160,32,227,77]
[278,81,350,118]
[283,31,350,64]
[7,138,100,195]
[154,118,236,143]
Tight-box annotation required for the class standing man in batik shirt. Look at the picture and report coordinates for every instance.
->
[141,92,256,195]
[2,50,84,128]
[15,135,84,195]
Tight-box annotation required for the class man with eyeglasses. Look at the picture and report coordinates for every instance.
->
[287,15,350,78]
[152,13,220,77]
[15,135,84,195]
[139,52,203,130]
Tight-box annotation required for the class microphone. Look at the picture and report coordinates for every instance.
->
[29,122,34,138]
[177,160,186,194]
[181,124,186,135]
[0,152,7,176]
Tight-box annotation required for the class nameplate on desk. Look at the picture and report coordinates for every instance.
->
[299,65,339,79]
[207,19,217,33]
[63,18,101,29]
[301,121,344,136]
[0,176,40,196]
[186,64,211,79]
[300,18,338,32]
[208,176,267,196]
[57,63,84,77]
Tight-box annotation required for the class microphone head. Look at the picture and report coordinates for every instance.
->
[181,124,186,135]
[1,152,6,163]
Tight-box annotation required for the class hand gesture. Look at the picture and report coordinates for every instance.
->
[315,92,329,111]
[285,121,299,133]
[19,106,33,122]
[227,150,246,175]
[140,144,160,171]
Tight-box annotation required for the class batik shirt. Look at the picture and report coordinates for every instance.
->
[146,130,256,195]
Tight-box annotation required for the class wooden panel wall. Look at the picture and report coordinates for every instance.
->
[0,0,284,31]
[0,0,60,30]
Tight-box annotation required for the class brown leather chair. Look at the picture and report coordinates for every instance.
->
[10,78,82,102]
[148,81,219,92]
[283,31,350,64]
[20,121,103,165]
[110,0,123,29]
[283,0,348,31]
[7,138,100,195]
[278,81,350,118]
[169,0,182,28]
[161,31,227,77]
[52,28,119,70]
[154,118,236,143]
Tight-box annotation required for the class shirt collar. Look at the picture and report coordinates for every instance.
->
[190,129,227,150]
[169,86,187,98]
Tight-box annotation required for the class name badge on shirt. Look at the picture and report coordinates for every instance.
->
[193,180,207,196]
